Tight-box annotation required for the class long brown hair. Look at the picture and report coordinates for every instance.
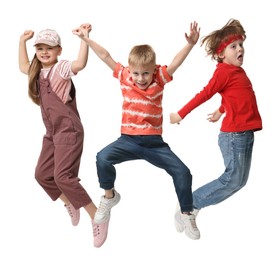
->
[28,54,42,105]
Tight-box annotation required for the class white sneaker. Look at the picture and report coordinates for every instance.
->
[94,189,121,224]
[174,203,200,240]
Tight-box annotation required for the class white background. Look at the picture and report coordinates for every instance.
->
[1,0,277,259]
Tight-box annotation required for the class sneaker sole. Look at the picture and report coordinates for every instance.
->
[184,227,200,240]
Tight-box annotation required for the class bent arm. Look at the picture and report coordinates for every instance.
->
[71,39,89,74]
[73,27,116,71]
[166,21,200,76]
[18,30,34,75]
[71,24,92,74]
[83,37,116,71]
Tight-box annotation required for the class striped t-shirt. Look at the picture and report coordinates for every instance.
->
[113,62,172,135]
[40,60,75,104]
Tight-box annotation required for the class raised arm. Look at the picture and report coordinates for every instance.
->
[71,23,92,74]
[166,21,200,77]
[73,26,117,71]
[18,30,34,75]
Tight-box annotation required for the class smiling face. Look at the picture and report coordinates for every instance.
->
[129,63,157,90]
[35,44,62,68]
[219,39,244,67]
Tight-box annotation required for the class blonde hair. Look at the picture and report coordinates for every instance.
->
[128,44,156,67]
[201,19,246,62]
[28,54,42,105]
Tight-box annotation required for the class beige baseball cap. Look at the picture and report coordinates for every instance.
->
[34,29,61,46]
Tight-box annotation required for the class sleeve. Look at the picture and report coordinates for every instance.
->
[158,65,173,85]
[177,69,228,119]
[113,62,124,80]
[219,105,225,113]
[56,60,75,79]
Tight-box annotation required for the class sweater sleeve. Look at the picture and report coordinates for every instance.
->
[178,68,227,119]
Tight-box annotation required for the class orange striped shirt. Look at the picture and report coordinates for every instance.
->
[113,62,172,135]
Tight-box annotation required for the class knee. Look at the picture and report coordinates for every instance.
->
[35,168,44,185]
[225,179,246,193]
[96,149,110,165]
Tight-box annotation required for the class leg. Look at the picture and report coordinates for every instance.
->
[94,135,142,224]
[96,135,142,190]
[35,135,62,201]
[53,130,92,210]
[140,135,199,239]
[142,136,193,212]
[193,131,254,209]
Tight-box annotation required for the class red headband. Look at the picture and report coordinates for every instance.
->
[216,34,243,54]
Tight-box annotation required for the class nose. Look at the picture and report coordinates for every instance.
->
[138,74,144,81]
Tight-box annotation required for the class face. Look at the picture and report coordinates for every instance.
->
[219,39,244,67]
[35,44,62,68]
[129,63,156,90]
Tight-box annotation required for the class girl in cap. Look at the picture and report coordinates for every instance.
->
[18,24,108,248]
[170,19,262,233]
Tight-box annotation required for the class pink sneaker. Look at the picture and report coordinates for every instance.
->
[92,219,110,248]
[65,204,80,226]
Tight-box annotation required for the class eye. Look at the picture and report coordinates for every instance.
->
[133,72,139,76]
[143,72,149,76]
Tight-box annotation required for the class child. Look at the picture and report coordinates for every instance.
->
[74,22,201,240]
[170,19,262,230]
[18,24,108,248]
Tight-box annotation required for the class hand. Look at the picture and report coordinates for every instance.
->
[20,30,34,42]
[72,23,91,38]
[80,23,92,33]
[207,109,222,123]
[170,112,182,124]
[185,21,200,45]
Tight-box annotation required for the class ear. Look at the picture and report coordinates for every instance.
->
[58,47,62,56]
[217,53,225,59]
[153,66,157,75]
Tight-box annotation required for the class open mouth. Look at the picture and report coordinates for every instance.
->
[136,82,147,89]
[237,55,243,62]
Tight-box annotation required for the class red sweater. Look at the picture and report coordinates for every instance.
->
[113,62,172,135]
[178,63,262,132]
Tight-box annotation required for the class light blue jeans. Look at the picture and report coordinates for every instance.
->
[193,130,254,209]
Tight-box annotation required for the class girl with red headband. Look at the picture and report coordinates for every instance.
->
[170,19,262,236]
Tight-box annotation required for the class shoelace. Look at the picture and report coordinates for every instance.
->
[66,205,74,217]
[189,216,198,230]
[98,201,109,213]
[93,223,100,237]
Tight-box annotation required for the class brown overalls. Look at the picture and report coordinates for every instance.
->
[34,68,92,209]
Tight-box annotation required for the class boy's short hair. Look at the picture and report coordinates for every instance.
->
[128,44,156,67]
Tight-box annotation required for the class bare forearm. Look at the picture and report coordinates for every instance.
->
[18,39,30,74]
[72,40,89,73]
[82,37,110,62]
[167,43,195,76]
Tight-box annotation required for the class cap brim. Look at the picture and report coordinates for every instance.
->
[34,40,59,46]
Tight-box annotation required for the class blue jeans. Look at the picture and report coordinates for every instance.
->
[193,131,254,209]
[96,134,193,212]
